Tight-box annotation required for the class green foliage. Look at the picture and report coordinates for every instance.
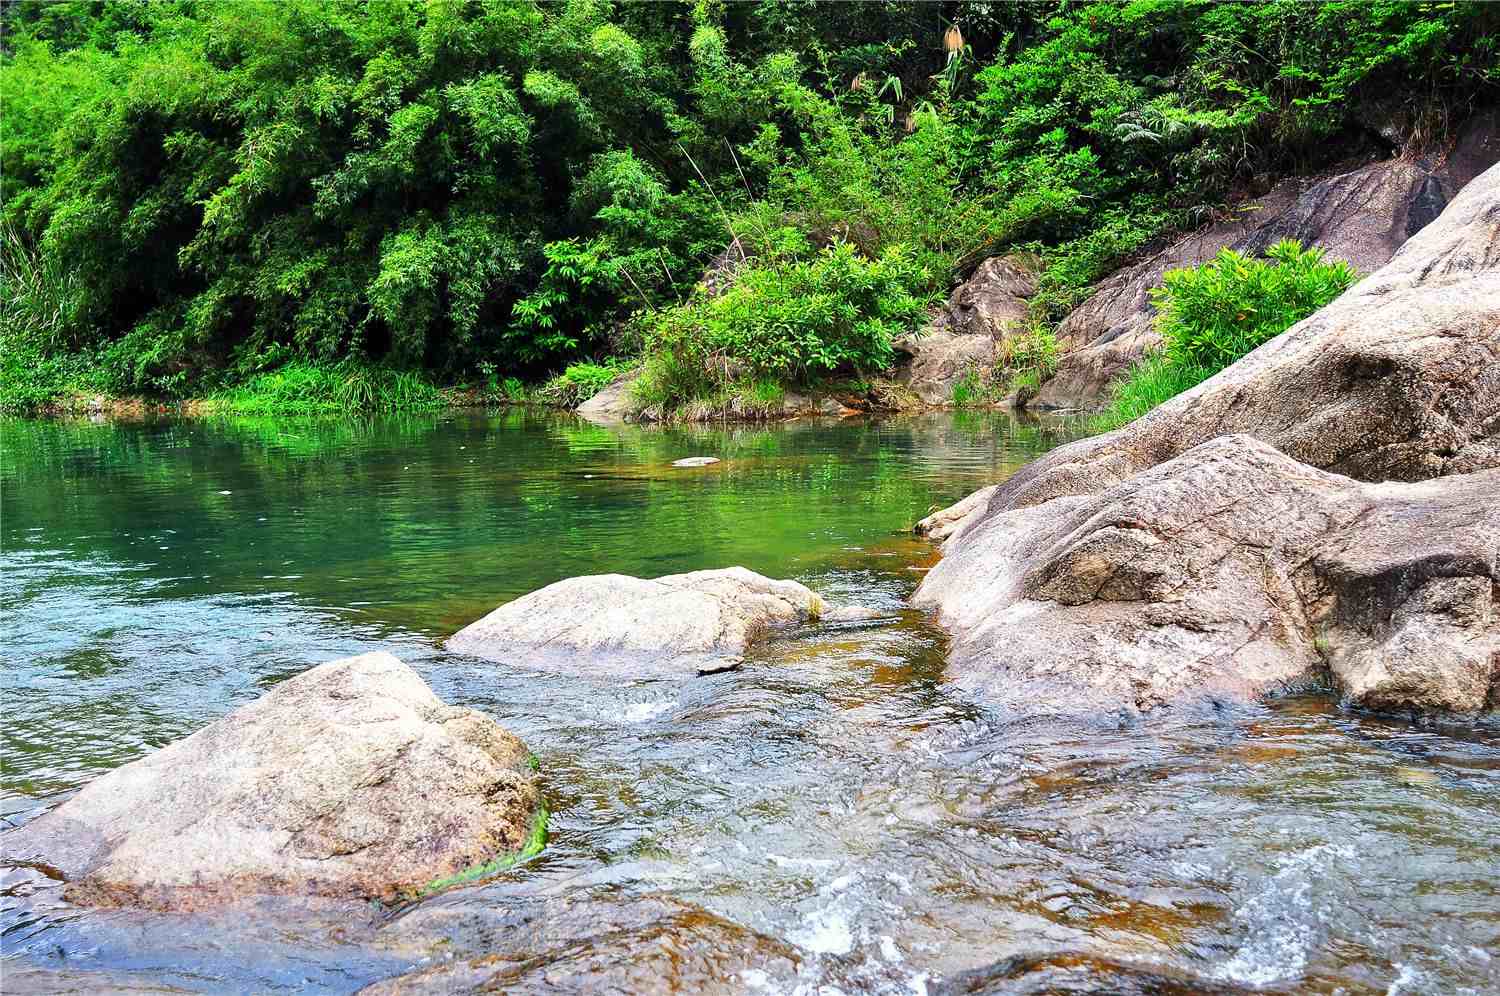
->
[1,0,1492,411]
[1096,239,1358,430]
[1154,240,1358,369]
[539,360,625,408]
[997,323,1060,398]
[207,362,443,416]
[1093,353,1219,433]
[637,241,936,413]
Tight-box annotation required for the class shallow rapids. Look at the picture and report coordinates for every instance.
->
[2,411,1496,993]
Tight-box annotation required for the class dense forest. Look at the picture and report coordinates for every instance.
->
[3,0,1496,415]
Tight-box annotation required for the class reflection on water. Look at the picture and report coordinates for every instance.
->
[1,410,1497,994]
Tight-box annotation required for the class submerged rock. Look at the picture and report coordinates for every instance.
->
[914,436,1499,716]
[1,652,542,909]
[894,254,1038,405]
[1032,114,1500,410]
[672,456,721,467]
[447,567,826,676]
[365,891,800,994]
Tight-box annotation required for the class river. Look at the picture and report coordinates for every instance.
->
[1,410,1496,993]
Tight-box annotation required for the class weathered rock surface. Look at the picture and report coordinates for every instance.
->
[950,159,1500,514]
[365,891,800,994]
[1,653,541,909]
[1033,113,1500,409]
[447,567,826,676]
[914,435,1499,715]
[575,371,638,423]
[895,255,1038,404]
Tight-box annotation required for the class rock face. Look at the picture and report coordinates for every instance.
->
[960,159,1500,514]
[1033,113,1500,409]
[447,567,826,676]
[894,254,1038,404]
[576,371,638,423]
[913,436,1499,715]
[1,653,542,909]
[365,892,800,995]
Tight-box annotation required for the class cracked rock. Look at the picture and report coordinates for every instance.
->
[1,652,541,910]
[913,435,1499,716]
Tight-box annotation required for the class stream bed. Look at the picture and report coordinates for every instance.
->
[2,410,1497,994]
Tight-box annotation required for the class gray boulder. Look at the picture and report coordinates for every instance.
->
[1033,112,1500,409]
[1,653,542,909]
[914,435,1498,716]
[447,567,826,676]
[576,371,639,423]
[951,158,1500,516]
[895,254,1038,405]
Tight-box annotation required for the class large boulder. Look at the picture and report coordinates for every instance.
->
[447,567,826,676]
[894,255,1038,404]
[913,435,1499,715]
[1033,112,1500,409]
[1,653,542,909]
[943,158,1499,516]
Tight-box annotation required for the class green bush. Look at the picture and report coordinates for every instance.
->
[2,1,1492,406]
[1154,240,1357,370]
[636,240,936,412]
[1096,239,1357,430]
[539,361,625,408]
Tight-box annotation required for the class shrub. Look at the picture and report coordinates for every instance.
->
[1095,240,1357,430]
[539,361,624,407]
[637,240,936,412]
[997,323,1060,397]
[1153,240,1358,370]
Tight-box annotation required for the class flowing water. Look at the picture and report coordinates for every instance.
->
[1,410,1497,994]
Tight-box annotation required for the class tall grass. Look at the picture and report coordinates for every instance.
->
[0,223,92,413]
[207,362,443,415]
[1091,354,1216,432]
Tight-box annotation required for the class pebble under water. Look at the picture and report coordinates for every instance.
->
[1,410,1497,994]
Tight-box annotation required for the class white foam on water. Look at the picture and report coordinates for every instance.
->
[620,700,674,723]
[1210,842,1355,987]
[769,854,837,870]
[878,934,903,962]
[1385,963,1424,995]
[789,900,855,955]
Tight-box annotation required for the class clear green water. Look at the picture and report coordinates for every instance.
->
[2,411,1498,995]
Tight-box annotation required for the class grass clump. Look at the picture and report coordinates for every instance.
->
[1094,240,1357,431]
[207,362,443,416]
[417,802,549,897]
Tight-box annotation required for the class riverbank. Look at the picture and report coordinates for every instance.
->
[8,370,962,424]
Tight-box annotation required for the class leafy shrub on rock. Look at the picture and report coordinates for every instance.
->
[1155,240,1358,370]
[1098,240,1357,430]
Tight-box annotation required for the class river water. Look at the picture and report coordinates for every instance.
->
[1,410,1496,994]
